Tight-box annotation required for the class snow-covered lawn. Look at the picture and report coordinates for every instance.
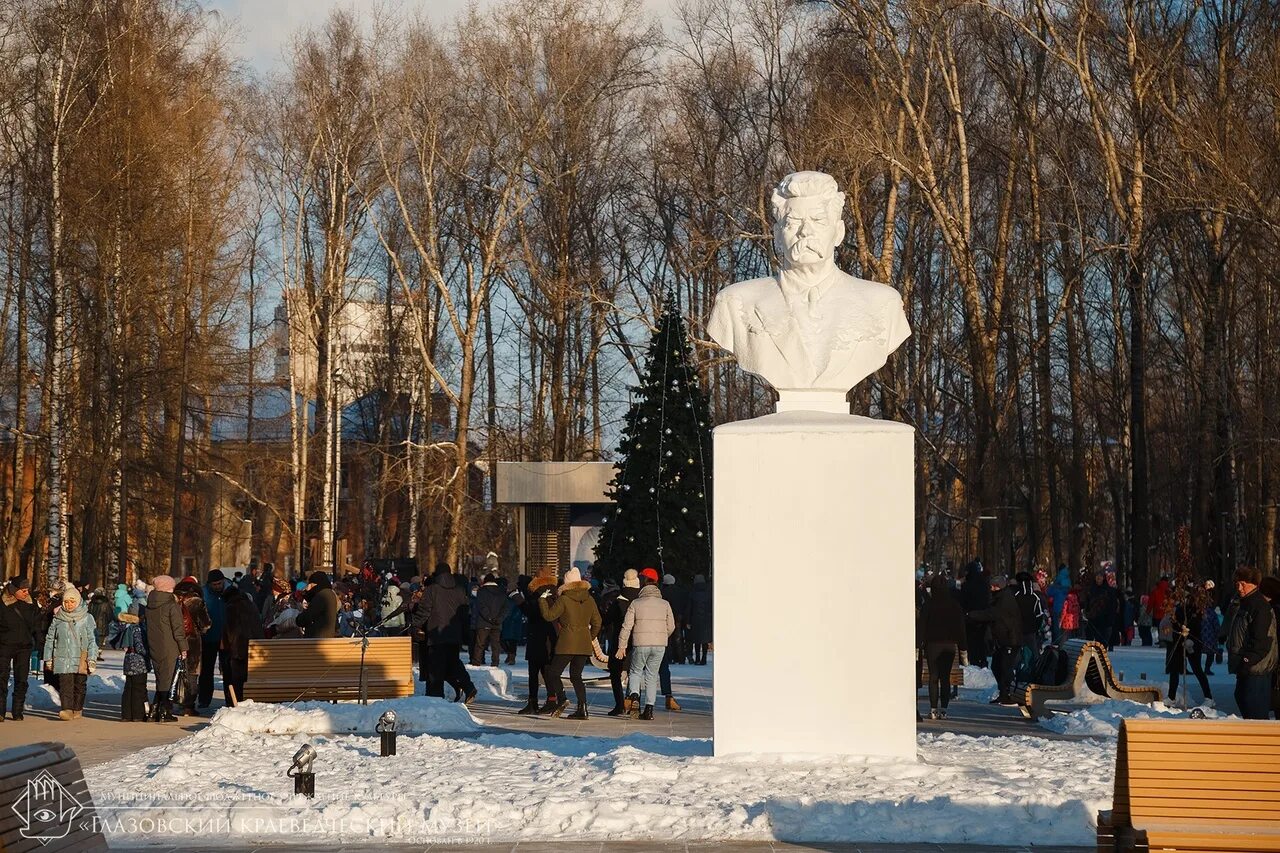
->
[85,719,1114,847]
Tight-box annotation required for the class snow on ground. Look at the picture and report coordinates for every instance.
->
[466,664,520,702]
[207,697,481,736]
[1038,698,1229,737]
[27,672,129,712]
[85,727,1114,846]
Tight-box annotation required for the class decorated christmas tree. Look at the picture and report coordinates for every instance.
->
[594,299,713,581]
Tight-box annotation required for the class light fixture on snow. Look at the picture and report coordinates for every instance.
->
[287,743,317,797]
[377,710,398,757]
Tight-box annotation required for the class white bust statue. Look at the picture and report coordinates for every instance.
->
[707,171,910,413]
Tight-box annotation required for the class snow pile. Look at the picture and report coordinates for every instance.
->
[465,664,520,702]
[208,697,480,736]
[26,672,127,711]
[959,665,998,702]
[1038,698,1229,737]
[85,729,1114,846]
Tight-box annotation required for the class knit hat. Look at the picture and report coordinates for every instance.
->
[990,574,1010,589]
[663,573,676,586]
[61,582,81,609]
[563,567,582,585]
[693,574,706,584]
[622,569,640,589]
[639,567,660,584]
[207,569,226,584]
[152,575,176,593]
[8,575,29,591]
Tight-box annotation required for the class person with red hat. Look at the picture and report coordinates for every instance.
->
[616,568,675,720]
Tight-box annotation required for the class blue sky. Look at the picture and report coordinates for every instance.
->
[206,0,676,71]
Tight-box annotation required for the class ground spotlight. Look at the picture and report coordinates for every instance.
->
[287,743,317,797]
[377,709,398,757]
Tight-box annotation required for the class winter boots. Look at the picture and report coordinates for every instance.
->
[625,693,640,716]
[538,695,562,714]
[607,705,626,717]
[546,696,570,717]
[566,703,589,720]
[639,705,654,720]
[665,696,681,712]
[516,699,540,715]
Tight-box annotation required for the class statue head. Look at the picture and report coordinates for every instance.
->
[771,171,846,274]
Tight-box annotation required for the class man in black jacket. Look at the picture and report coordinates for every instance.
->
[0,576,38,721]
[601,570,641,715]
[969,574,1022,706]
[1228,566,1277,719]
[411,563,476,703]
[471,574,509,667]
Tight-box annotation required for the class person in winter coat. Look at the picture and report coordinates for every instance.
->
[253,563,277,619]
[1044,566,1071,644]
[960,560,991,667]
[173,578,211,716]
[517,574,557,714]
[120,605,149,721]
[198,569,229,708]
[662,574,691,665]
[1082,572,1118,646]
[1137,594,1154,646]
[1200,581,1221,675]
[967,575,1022,705]
[917,574,967,719]
[221,584,264,706]
[410,564,477,703]
[0,576,38,721]
[297,571,339,639]
[471,574,510,666]
[145,575,188,722]
[500,581,527,665]
[617,569,675,721]
[1149,576,1172,641]
[688,574,712,665]
[1166,589,1213,705]
[1013,571,1047,661]
[86,588,112,657]
[43,584,99,720]
[537,566,602,719]
[1227,567,1277,719]
[601,569,641,715]
[113,583,132,620]
[1259,575,1280,718]
[381,584,407,635]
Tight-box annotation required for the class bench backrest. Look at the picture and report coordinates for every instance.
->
[244,637,414,702]
[0,741,109,852]
[1113,719,1280,827]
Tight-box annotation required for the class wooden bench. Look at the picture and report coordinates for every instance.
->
[918,647,965,688]
[0,742,108,852]
[243,637,414,703]
[1098,719,1280,853]
[1021,639,1160,720]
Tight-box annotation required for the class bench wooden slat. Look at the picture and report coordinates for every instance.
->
[0,742,109,853]
[243,637,414,704]
[1101,719,1280,853]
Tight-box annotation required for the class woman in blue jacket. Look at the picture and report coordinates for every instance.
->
[43,584,99,720]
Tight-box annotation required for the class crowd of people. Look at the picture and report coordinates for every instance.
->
[916,560,1280,720]
[0,559,714,725]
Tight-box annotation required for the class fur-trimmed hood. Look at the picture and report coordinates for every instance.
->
[559,579,592,595]
[528,575,557,594]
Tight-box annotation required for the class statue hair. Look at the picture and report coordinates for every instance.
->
[771,171,846,222]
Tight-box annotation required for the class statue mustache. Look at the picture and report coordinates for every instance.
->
[788,237,825,259]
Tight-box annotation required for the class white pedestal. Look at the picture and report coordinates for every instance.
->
[713,411,916,758]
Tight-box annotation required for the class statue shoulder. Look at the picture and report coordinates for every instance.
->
[836,270,903,307]
[716,276,777,304]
